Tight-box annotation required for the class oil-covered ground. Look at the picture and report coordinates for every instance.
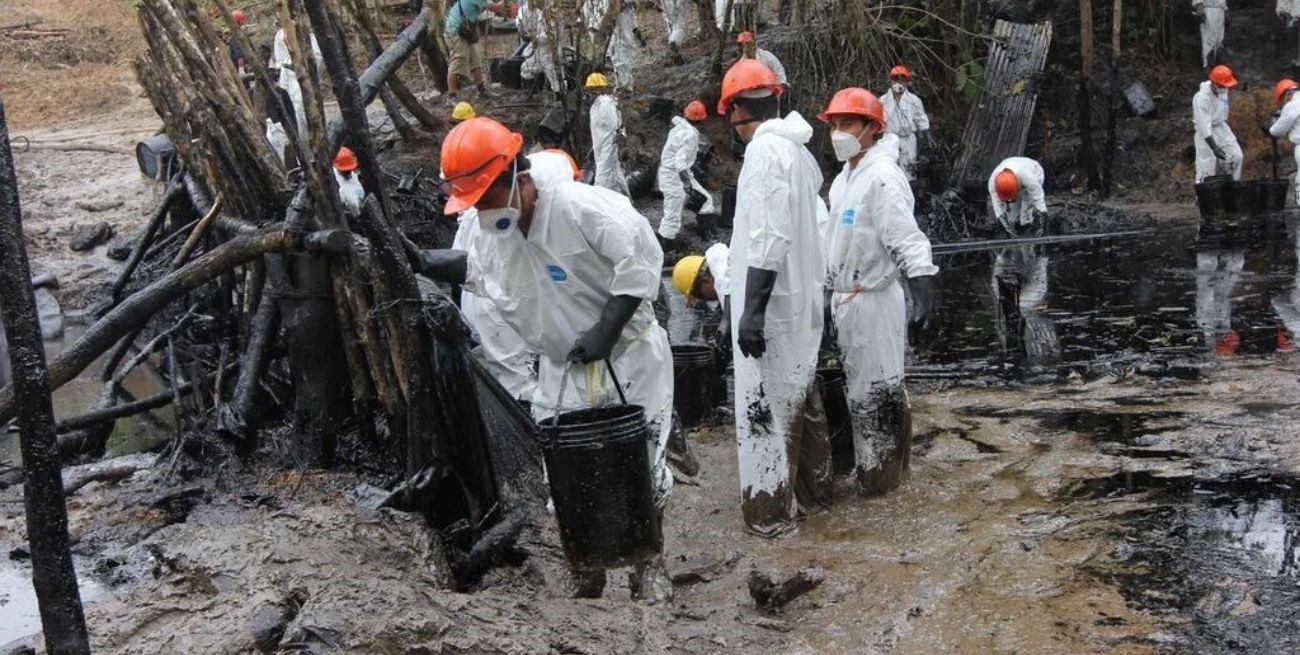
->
[7,207,1300,653]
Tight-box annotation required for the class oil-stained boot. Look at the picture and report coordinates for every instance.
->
[854,386,912,496]
[628,553,674,605]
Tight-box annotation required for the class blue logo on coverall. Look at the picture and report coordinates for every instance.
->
[546,265,568,282]
[495,217,512,230]
[841,209,855,225]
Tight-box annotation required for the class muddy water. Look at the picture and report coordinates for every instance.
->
[0,557,104,645]
[0,322,170,467]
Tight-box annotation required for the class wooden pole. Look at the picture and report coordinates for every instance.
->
[1078,0,1101,192]
[0,97,91,655]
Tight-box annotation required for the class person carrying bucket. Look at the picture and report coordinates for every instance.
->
[1192,65,1244,183]
[410,117,674,603]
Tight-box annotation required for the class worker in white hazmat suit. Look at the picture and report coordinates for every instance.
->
[1192,0,1227,68]
[585,73,631,195]
[1193,65,1244,183]
[1280,0,1300,66]
[736,31,788,86]
[447,150,578,401]
[881,65,931,181]
[411,117,673,603]
[585,0,642,91]
[264,67,295,164]
[988,157,1048,237]
[671,244,730,306]
[519,1,561,94]
[332,147,365,218]
[717,59,830,536]
[270,22,322,139]
[1270,78,1300,204]
[818,88,938,495]
[657,100,716,244]
[661,0,687,64]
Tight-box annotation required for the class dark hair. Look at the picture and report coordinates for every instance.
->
[732,94,780,121]
[488,155,531,190]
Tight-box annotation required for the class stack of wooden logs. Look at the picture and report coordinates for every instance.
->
[0,0,505,551]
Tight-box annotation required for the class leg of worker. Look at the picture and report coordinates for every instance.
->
[898,133,919,180]
[1206,8,1225,65]
[1220,129,1244,180]
[447,37,469,100]
[792,377,832,511]
[732,318,799,536]
[835,283,909,495]
[1292,146,1300,205]
[658,170,686,240]
[1194,133,1217,183]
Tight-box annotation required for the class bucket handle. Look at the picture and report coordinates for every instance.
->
[549,358,629,428]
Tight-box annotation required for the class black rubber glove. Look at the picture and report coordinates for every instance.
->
[907,275,936,329]
[1206,136,1227,161]
[411,248,468,285]
[685,187,707,212]
[737,267,778,358]
[678,169,692,188]
[568,294,641,363]
[718,295,732,347]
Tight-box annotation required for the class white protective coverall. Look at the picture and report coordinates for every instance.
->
[882,89,930,179]
[520,4,561,92]
[334,170,365,218]
[590,94,630,195]
[1270,92,1300,203]
[661,0,686,47]
[585,0,638,90]
[271,28,322,139]
[705,242,730,298]
[988,157,1048,232]
[1193,0,1227,68]
[729,112,828,535]
[450,150,578,402]
[1192,80,1244,182]
[463,181,673,505]
[657,117,716,240]
[266,120,289,163]
[825,133,937,487]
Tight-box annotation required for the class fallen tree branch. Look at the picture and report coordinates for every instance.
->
[171,192,225,267]
[108,175,185,304]
[327,7,431,155]
[62,465,139,496]
[0,228,301,424]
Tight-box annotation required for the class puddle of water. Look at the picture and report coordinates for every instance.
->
[0,323,172,467]
[960,405,1187,443]
[0,557,105,645]
[920,213,1300,376]
[1106,482,1300,651]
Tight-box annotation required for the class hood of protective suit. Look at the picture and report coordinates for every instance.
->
[860,132,901,168]
[753,111,814,146]
[1199,80,1220,98]
[671,115,691,130]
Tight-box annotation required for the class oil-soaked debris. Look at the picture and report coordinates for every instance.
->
[747,566,826,613]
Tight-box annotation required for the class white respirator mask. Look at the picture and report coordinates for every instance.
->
[477,162,522,235]
[831,130,864,162]
[891,82,906,94]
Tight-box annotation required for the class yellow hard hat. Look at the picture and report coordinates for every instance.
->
[584,72,609,90]
[672,255,707,299]
[451,101,477,122]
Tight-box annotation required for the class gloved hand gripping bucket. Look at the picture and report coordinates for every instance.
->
[541,363,663,571]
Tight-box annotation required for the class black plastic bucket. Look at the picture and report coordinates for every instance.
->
[542,405,662,571]
[816,367,854,476]
[1262,179,1290,211]
[712,351,729,407]
[695,211,717,239]
[672,345,714,428]
[1195,174,1234,217]
[1235,180,1263,215]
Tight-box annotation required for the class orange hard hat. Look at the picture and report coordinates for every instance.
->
[333,146,358,172]
[717,59,782,115]
[736,31,755,44]
[889,65,911,80]
[1276,79,1299,108]
[232,9,247,25]
[817,87,885,129]
[1209,65,1238,88]
[440,117,524,214]
[684,100,708,121]
[994,169,1020,202]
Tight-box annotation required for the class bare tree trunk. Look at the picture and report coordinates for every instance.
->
[0,97,91,655]
[1078,0,1100,192]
